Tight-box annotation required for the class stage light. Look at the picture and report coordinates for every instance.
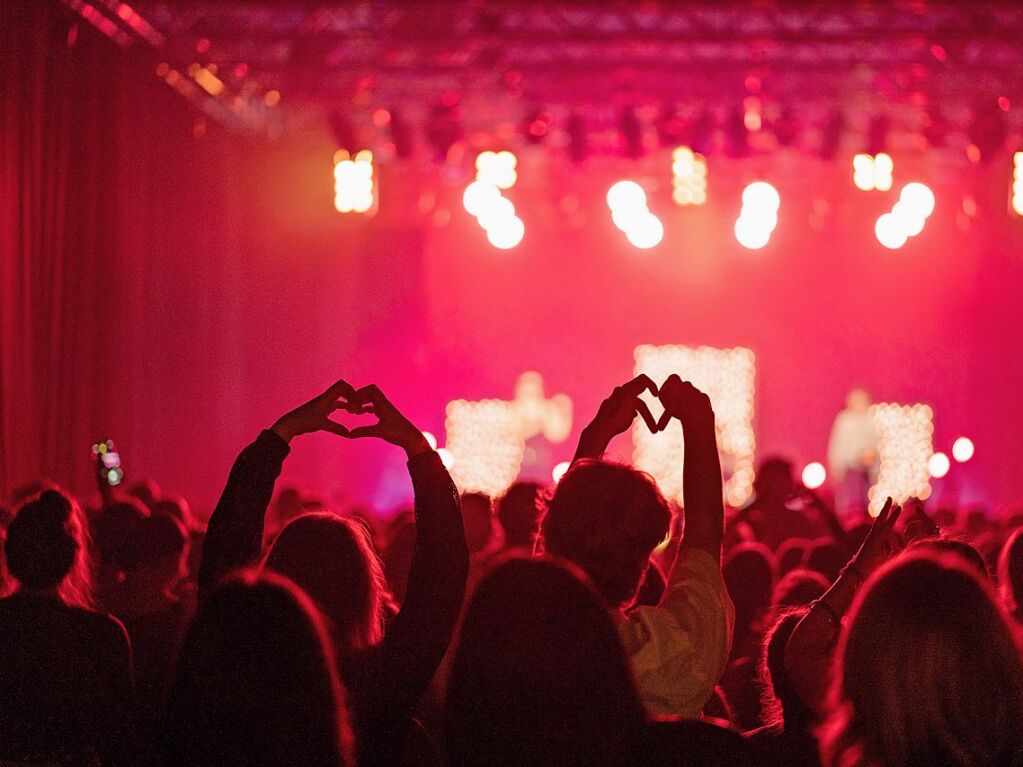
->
[1012,152,1023,216]
[466,152,524,249]
[928,452,951,479]
[735,182,779,250]
[802,462,827,490]
[852,153,893,191]
[900,182,936,219]
[552,461,570,484]
[437,448,455,470]
[333,149,375,215]
[485,216,525,249]
[422,431,438,450]
[607,181,663,250]
[671,147,708,207]
[633,345,756,507]
[952,436,975,463]
[625,215,664,249]
[607,181,647,211]
[868,403,934,515]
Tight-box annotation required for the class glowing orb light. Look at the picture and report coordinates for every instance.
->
[552,461,571,484]
[801,462,827,490]
[927,451,951,479]
[952,437,975,463]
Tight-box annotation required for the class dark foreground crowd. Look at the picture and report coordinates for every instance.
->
[2,375,1023,767]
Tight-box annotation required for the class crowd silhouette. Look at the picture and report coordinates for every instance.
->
[1,375,1021,766]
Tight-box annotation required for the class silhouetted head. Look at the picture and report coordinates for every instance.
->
[165,570,351,767]
[151,494,194,531]
[845,388,872,414]
[754,458,795,504]
[0,503,14,531]
[909,536,990,580]
[5,490,92,606]
[92,498,149,572]
[776,537,812,576]
[497,481,544,551]
[999,527,1023,621]
[264,512,385,656]
[120,513,189,590]
[541,460,670,607]
[823,552,1023,767]
[772,568,829,610]
[760,607,814,730]
[445,555,648,767]
[723,542,777,633]
[126,478,161,510]
[804,539,845,582]
[460,492,495,554]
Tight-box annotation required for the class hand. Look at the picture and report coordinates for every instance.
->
[656,375,715,433]
[270,379,357,443]
[901,498,940,543]
[578,375,660,456]
[343,384,431,457]
[850,497,903,574]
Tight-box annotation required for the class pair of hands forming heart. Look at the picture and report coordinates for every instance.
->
[271,379,430,457]
[576,374,715,461]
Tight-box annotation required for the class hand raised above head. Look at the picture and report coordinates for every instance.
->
[656,375,714,432]
[271,379,359,443]
[592,374,661,440]
[342,384,431,457]
[851,496,903,574]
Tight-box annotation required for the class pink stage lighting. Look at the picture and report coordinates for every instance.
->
[875,182,934,248]
[607,181,664,249]
[333,150,375,214]
[735,182,779,250]
[852,153,894,192]
[465,151,524,249]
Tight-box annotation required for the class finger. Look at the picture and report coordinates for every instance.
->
[324,379,357,401]
[887,505,903,529]
[875,496,893,524]
[335,401,375,414]
[634,399,659,433]
[320,420,350,437]
[622,374,659,397]
[655,410,673,432]
[354,384,389,409]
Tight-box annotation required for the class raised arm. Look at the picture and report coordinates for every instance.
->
[198,380,353,595]
[337,385,469,757]
[573,374,660,462]
[659,375,723,559]
[783,497,902,711]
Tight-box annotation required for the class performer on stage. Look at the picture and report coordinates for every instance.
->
[827,388,879,518]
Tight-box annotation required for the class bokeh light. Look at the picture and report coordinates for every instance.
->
[552,461,570,484]
[852,153,894,191]
[607,180,663,250]
[801,461,827,489]
[735,182,779,250]
[444,399,525,496]
[633,345,756,507]
[927,451,951,478]
[465,151,524,249]
[422,431,438,450]
[333,149,375,214]
[952,436,975,462]
[671,147,708,206]
[868,403,934,515]
[1012,152,1023,216]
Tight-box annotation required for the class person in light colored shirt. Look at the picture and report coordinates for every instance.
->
[542,374,734,717]
[827,388,879,517]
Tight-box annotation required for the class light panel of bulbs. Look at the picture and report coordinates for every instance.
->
[1013,152,1023,216]
[632,345,756,507]
[671,147,708,206]
[853,153,894,192]
[444,399,525,497]
[333,149,375,214]
[868,403,934,515]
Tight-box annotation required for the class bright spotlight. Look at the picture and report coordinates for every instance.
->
[801,461,827,489]
[422,431,438,450]
[437,448,455,471]
[1012,152,1023,216]
[852,153,893,191]
[742,181,780,211]
[625,215,664,249]
[927,451,951,479]
[875,213,909,249]
[552,461,571,484]
[952,437,975,463]
[462,180,501,216]
[899,182,936,219]
[671,146,708,206]
[735,182,779,249]
[607,180,647,211]
[485,215,525,249]
[333,150,375,214]
[734,216,771,250]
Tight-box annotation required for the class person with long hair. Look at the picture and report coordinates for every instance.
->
[541,375,733,717]
[199,378,468,766]
[821,551,1023,767]
[0,489,134,765]
[444,555,649,767]
[164,569,352,767]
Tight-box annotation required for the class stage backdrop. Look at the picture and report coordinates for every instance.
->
[4,3,1023,516]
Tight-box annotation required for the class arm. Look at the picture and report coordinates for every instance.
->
[197,380,354,595]
[659,375,723,559]
[783,497,902,711]
[573,374,660,462]
[342,385,469,730]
